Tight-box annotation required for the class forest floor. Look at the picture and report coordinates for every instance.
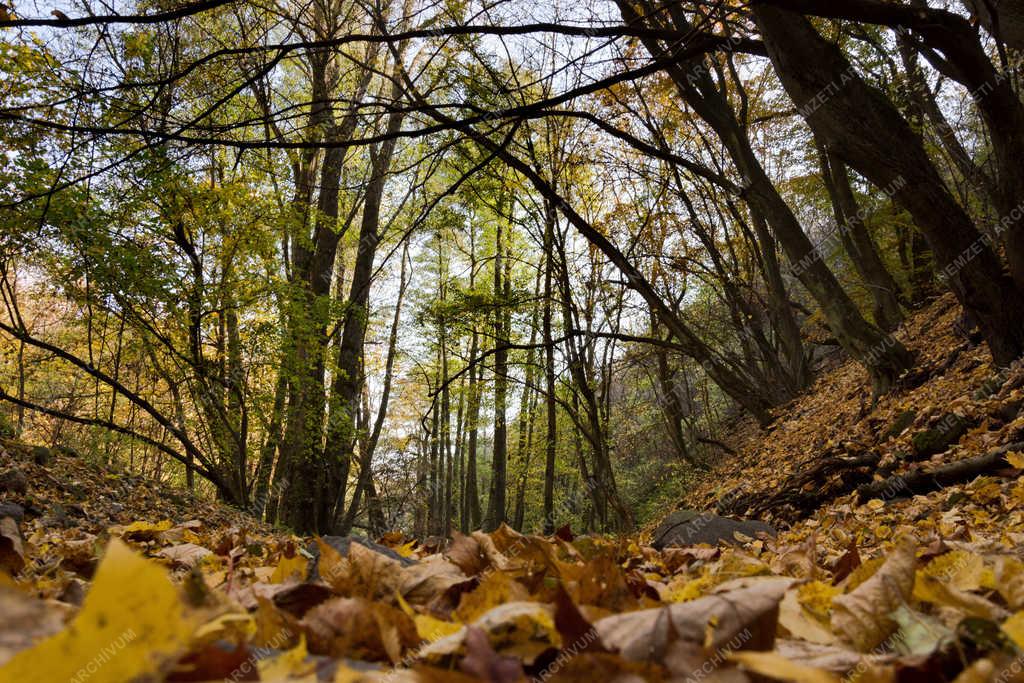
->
[3,293,1024,681]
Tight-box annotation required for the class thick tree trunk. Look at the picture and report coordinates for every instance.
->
[754,4,1024,366]
[761,0,1024,294]
[320,102,405,531]
[621,0,914,393]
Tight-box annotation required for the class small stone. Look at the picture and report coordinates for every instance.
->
[886,410,917,438]
[305,535,416,581]
[0,468,28,495]
[651,509,776,549]
[911,414,969,459]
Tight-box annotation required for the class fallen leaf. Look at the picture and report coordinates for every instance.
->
[0,517,24,574]
[729,650,840,682]
[0,587,66,665]
[594,576,794,660]
[0,539,201,682]
[271,552,309,584]
[831,536,916,651]
[160,543,213,569]
[459,626,525,683]
[301,597,418,664]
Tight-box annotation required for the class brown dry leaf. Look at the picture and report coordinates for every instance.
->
[593,576,794,660]
[0,517,24,574]
[347,540,404,598]
[301,596,418,664]
[831,539,861,585]
[831,536,917,651]
[159,543,213,569]
[399,554,467,604]
[0,587,67,665]
[472,531,511,572]
[459,626,526,683]
[729,650,840,682]
[560,550,636,611]
[773,638,883,674]
[446,532,487,576]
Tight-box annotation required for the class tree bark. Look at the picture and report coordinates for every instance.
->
[816,140,904,332]
[753,4,1024,366]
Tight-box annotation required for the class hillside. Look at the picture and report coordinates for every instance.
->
[680,293,1024,552]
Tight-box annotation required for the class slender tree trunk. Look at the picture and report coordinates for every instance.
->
[541,204,558,534]
[253,369,287,519]
[485,210,509,531]
[463,330,483,531]
[816,140,904,332]
[338,243,410,533]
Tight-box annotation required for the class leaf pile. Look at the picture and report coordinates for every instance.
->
[2,503,1024,681]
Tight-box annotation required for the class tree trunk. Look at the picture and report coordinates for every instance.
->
[816,140,904,332]
[541,203,558,534]
[754,4,1024,366]
[620,0,915,394]
[485,210,509,531]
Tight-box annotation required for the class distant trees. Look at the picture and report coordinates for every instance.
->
[1,0,1022,533]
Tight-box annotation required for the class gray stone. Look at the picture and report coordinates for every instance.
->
[652,509,776,549]
[305,535,416,581]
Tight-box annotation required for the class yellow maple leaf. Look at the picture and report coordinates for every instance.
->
[257,635,318,682]
[271,553,309,584]
[0,538,199,683]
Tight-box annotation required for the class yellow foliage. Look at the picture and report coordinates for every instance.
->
[0,539,200,683]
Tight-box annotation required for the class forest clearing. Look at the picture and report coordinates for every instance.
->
[2,0,1024,680]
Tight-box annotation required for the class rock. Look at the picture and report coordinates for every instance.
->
[886,410,917,438]
[995,396,1024,423]
[651,509,776,549]
[30,446,52,466]
[0,468,27,495]
[911,414,969,459]
[305,535,416,581]
[0,502,25,521]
